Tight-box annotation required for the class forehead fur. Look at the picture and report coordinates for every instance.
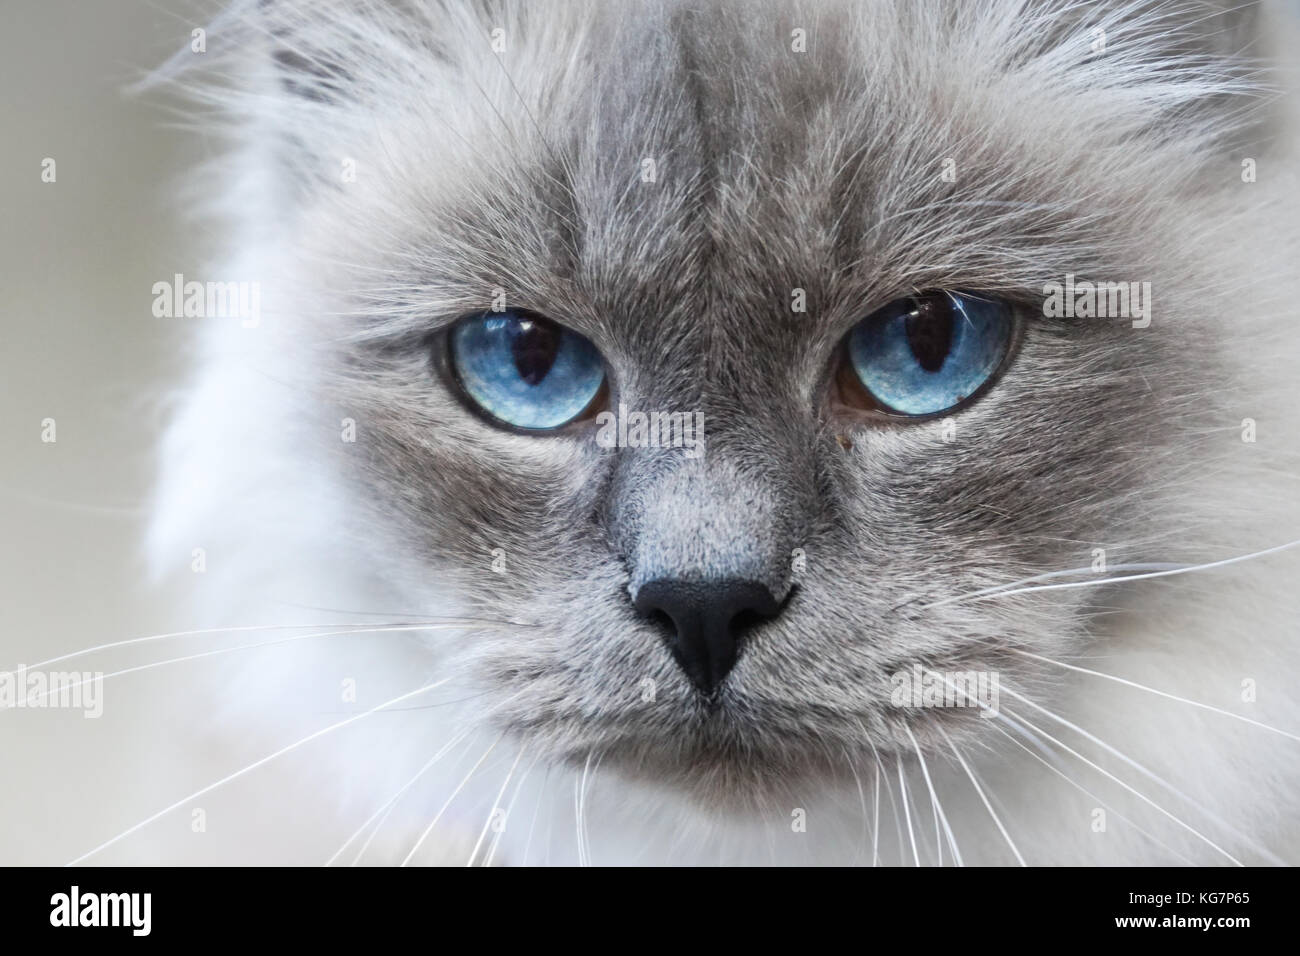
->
[189,0,1264,337]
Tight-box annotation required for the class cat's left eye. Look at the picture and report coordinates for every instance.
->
[835,291,1017,418]
[447,310,607,431]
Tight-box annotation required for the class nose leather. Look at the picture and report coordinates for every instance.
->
[634,578,782,694]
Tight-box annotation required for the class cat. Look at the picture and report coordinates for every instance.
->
[134,0,1300,865]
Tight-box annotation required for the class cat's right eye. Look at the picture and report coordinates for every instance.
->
[447,310,608,431]
[835,291,1017,418]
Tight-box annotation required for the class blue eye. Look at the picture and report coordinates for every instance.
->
[448,311,606,430]
[843,292,1015,416]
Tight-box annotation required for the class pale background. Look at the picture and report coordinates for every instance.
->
[0,0,286,865]
[2,0,478,868]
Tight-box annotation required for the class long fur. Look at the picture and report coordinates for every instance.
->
[142,0,1300,864]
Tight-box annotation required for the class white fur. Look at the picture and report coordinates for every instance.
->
[134,0,1300,865]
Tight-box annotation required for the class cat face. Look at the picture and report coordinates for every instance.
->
[224,0,1258,802]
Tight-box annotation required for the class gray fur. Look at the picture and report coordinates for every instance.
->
[149,0,1300,861]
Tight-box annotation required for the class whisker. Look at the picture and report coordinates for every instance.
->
[350,736,481,867]
[575,750,595,868]
[924,537,1300,609]
[67,676,453,865]
[987,720,1196,865]
[920,563,1184,609]
[273,600,515,622]
[921,667,1067,766]
[999,702,1244,866]
[543,768,557,867]
[400,733,503,867]
[13,624,497,709]
[897,762,920,866]
[906,725,963,867]
[872,756,881,867]
[923,667,1234,862]
[0,484,146,517]
[326,722,485,866]
[936,725,1026,866]
[586,752,604,866]
[868,738,903,865]
[521,765,551,867]
[20,618,523,671]
[483,752,540,868]
[999,685,1285,865]
[842,747,869,867]
[1009,649,1300,743]
[929,769,942,866]
[466,746,526,867]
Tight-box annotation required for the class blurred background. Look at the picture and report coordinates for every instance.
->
[0,0,260,864]
[2,1,469,867]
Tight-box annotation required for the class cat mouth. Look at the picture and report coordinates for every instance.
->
[501,691,991,807]
[481,636,1025,803]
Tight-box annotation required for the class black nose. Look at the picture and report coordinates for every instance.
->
[634,578,782,695]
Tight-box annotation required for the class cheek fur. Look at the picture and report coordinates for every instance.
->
[134,0,1300,864]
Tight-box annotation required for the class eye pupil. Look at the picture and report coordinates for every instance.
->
[449,311,606,430]
[904,298,953,373]
[508,319,561,385]
[843,291,1014,416]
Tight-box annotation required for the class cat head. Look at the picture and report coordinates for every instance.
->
[157,0,1291,804]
